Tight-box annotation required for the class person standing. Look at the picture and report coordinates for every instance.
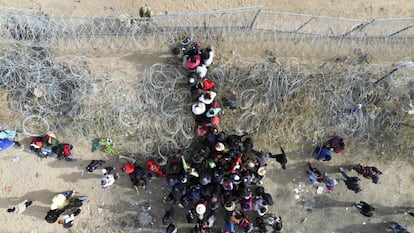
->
[269,147,288,169]
[7,200,33,214]
[354,201,376,217]
[340,167,362,193]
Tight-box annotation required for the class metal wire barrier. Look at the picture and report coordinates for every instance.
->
[0,7,413,53]
[1,42,413,157]
[210,54,414,156]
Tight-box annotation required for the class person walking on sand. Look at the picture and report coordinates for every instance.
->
[7,200,33,214]
[339,167,362,193]
[269,146,287,170]
[100,166,118,189]
[351,164,383,184]
[306,162,324,185]
[354,201,376,217]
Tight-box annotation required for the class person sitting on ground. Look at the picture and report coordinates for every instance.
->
[52,143,74,160]
[100,167,118,189]
[306,162,324,185]
[130,165,147,190]
[354,201,376,217]
[269,146,287,169]
[86,160,105,173]
[45,208,65,223]
[57,208,81,228]
[7,200,33,214]
[339,167,362,193]
[146,159,166,178]
[326,135,345,153]
[323,173,338,191]
[314,146,333,162]
[0,129,21,148]
[351,164,383,184]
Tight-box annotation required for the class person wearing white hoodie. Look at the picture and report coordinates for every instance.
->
[201,46,214,67]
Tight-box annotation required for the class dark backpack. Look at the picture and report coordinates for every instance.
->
[45,209,64,223]
[262,192,273,206]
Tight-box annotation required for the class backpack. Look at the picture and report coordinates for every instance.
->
[262,193,273,206]
[45,209,64,223]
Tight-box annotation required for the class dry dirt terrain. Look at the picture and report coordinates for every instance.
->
[0,1,414,233]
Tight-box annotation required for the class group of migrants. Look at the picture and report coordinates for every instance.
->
[310,136,411,232]
[1,36,411,232]
[159,39,287,233]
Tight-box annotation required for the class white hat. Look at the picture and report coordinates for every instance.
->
[257,167,266,176]
[196,204,206,215]
[224,201,236,212]
[51,194,68,210]
[215,142,225,151]
[192,102,206,115]
[247,160,256,168]
[257,205,268,216]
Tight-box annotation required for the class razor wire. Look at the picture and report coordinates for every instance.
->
[0,7,413,157]
[0,8,413,52]
[1,46,413,156]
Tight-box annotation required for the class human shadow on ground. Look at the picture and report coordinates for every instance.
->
[58,171,102,183]
[311,195,354,209]
[46,158,86,169]
[0,189,56,207]
[0,189,56,220]
[334,222,390,233]
[312,196,413,217]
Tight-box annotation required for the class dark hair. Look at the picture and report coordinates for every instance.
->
[72,199,84,208]
[201,51,210,60]
[255,186,265,196]
[204,93,211,99]
[7,208,15,213]
[166,223,177,233]
[172,47,181,55]
[73,208,81,216]
[190,56,196,63]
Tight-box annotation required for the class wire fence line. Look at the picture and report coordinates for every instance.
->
[0,7,413,157]
[0,7,413,51]
[1,42,413,157]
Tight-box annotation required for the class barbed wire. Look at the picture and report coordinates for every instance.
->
[0,8,413,52]
[1,43,413,157]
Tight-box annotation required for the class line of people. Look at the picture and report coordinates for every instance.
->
[159,39,286,233]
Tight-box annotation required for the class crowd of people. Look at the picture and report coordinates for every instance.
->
[1,36,412,233]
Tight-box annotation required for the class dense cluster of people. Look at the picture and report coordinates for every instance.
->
[157,38,286,233]
[45,190,87,229]
[29,132,74,161]
[1,36,411,233]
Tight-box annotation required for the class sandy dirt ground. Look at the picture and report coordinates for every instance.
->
[1,1,414,233]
